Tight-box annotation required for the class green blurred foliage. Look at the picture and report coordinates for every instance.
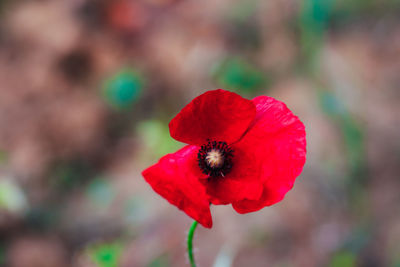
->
[25,207,59,231]
[88,242,124,267]
[87,177,115,208]
[102,68,144,110]
[147,253,170,267]
[393,257,400,267]
[301,0,333,31]
[0,245,5,267]
[334,0,400,14]
[319,91,346,116]
[301,0,368,222]
[340,116,365,176]
[319,91,365,177]
[343,227,371,254]
[318,90,367,213]
[330,251,357,267]
[213,57,267,95]
[0,150,7,164]
[301,0,368,188]
[301,0,400,55]
[300,0,333,67]
[302,0,370,242]
[227,0,258,23]
[0,179,28,214]
[52,161,95,192]
[136,120,182,158]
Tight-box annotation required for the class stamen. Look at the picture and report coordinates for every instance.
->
[197,140,234,177]
[205,149,224,168]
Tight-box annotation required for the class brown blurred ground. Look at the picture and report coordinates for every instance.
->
[0,0,399,266]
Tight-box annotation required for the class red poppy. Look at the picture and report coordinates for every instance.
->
[142,89,306,228]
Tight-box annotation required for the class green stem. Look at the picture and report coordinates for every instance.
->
[187,220,199,267]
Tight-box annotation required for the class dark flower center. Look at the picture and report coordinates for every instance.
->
[197,140,234,177]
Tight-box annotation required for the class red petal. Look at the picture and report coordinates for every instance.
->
[232,96,306,213]
[142,145,212,228]
[201,143,264,204]
[169,89,256,145]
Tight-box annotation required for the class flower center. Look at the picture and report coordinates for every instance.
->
[205,149,224,168]
[198,140,234,177]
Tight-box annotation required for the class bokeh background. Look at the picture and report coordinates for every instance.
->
[0,0,399,266]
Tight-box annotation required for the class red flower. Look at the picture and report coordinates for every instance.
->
[142,89,306,228]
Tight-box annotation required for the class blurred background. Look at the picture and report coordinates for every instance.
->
[0,0,399,266]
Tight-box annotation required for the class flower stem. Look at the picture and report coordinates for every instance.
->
[187,220,199,267]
